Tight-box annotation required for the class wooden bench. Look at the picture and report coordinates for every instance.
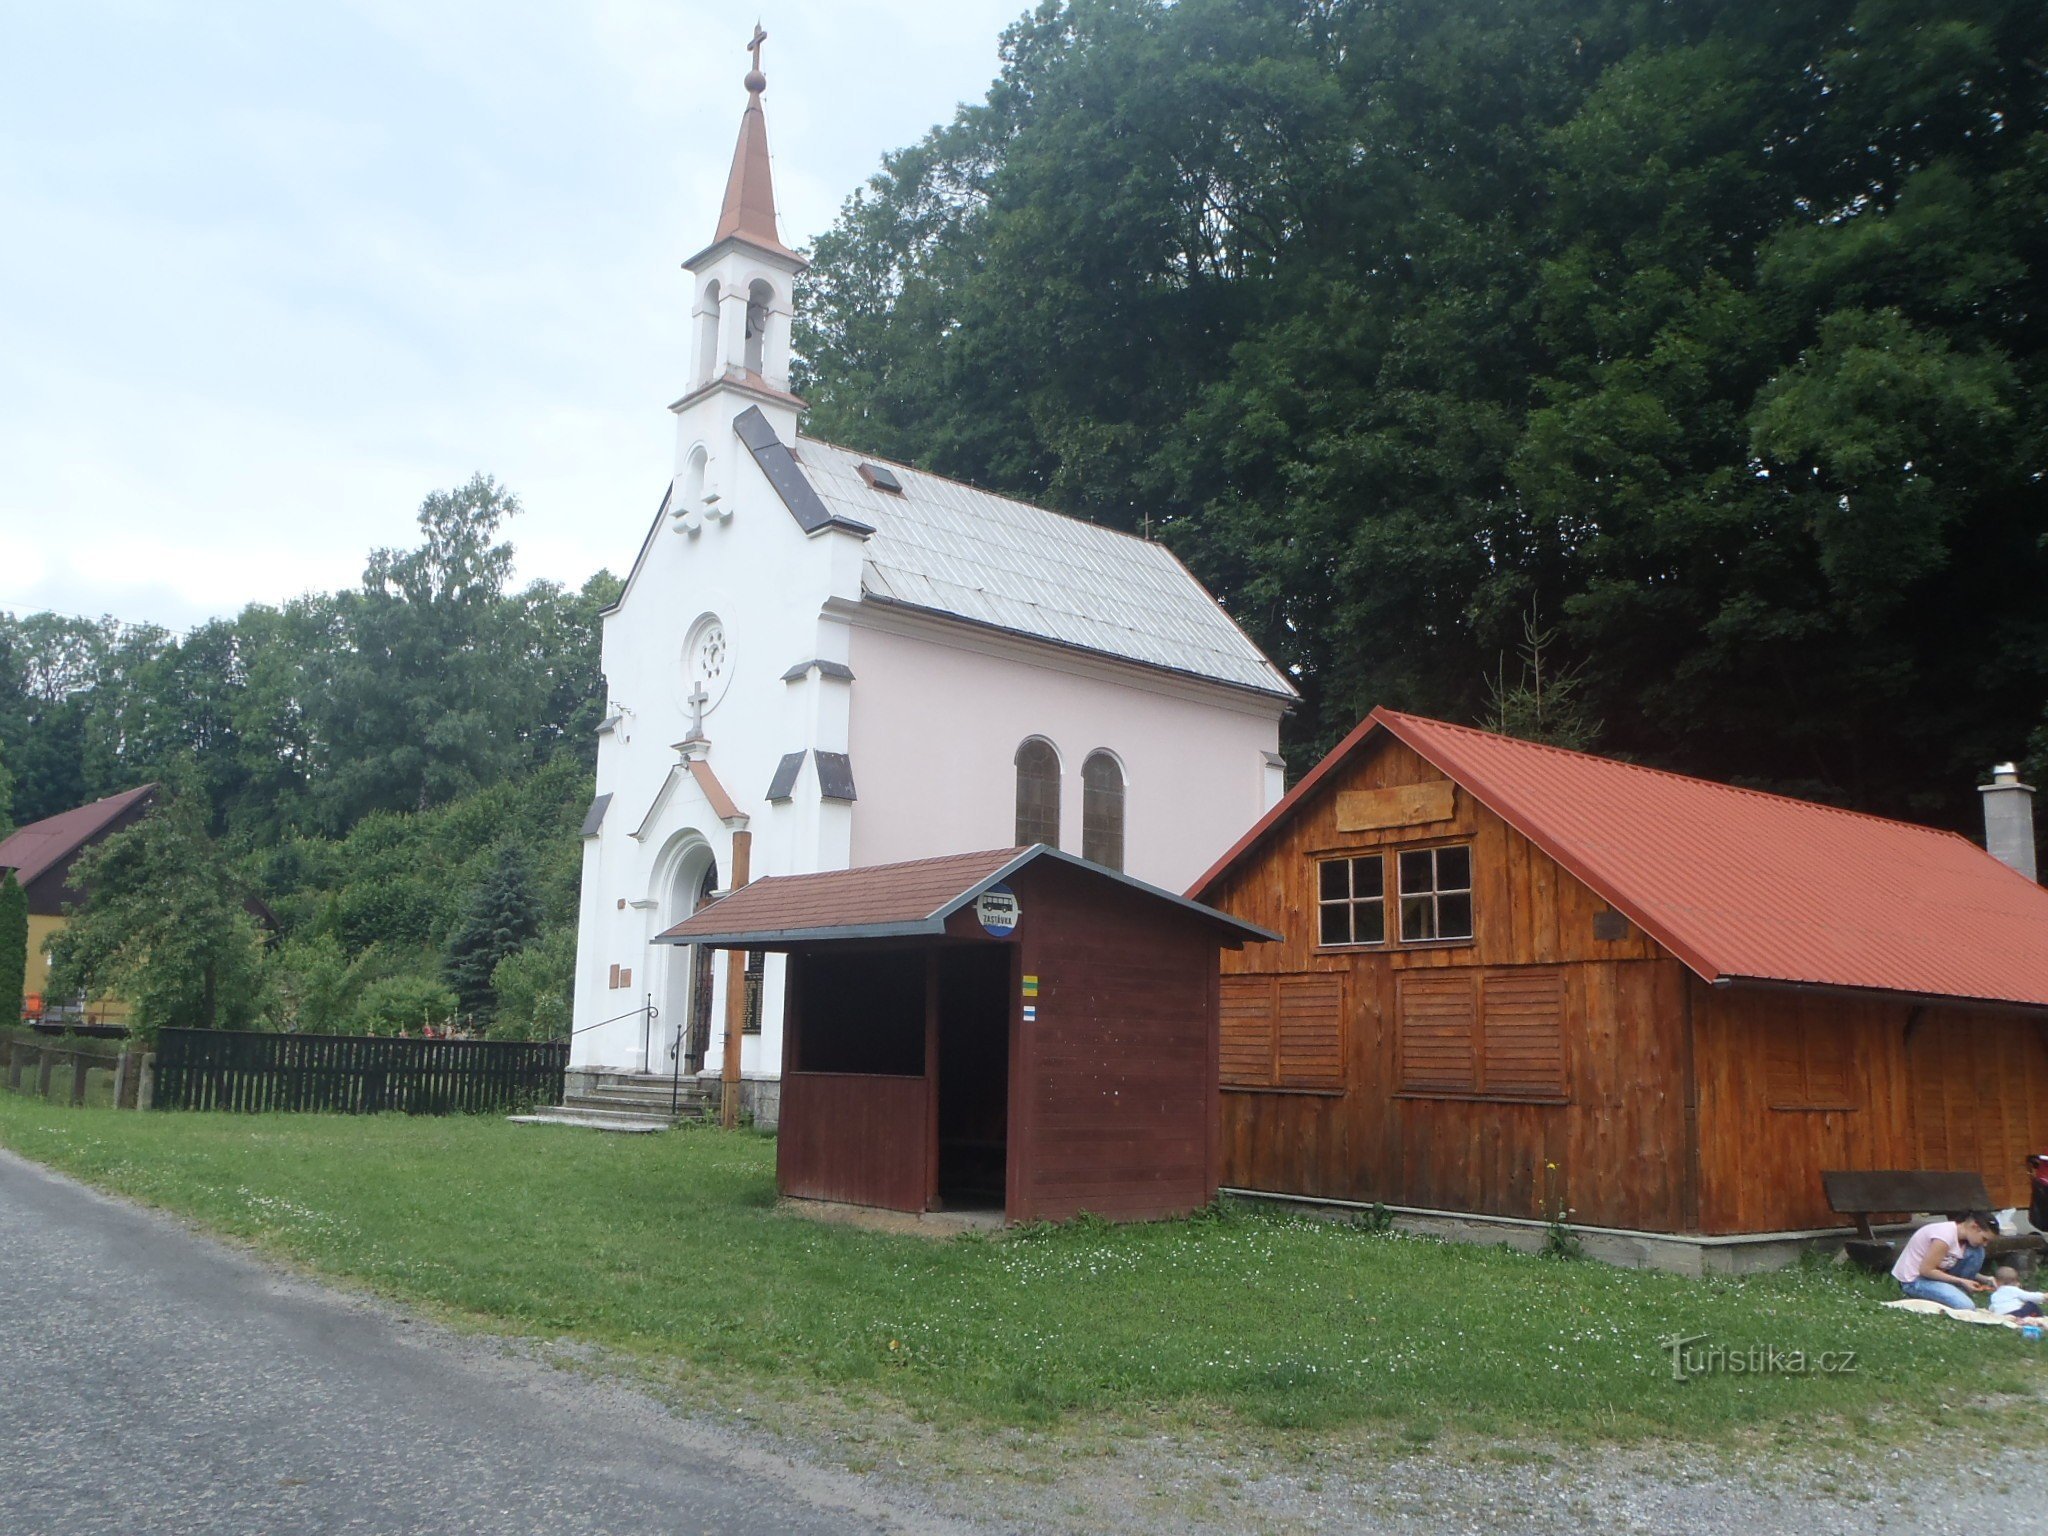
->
[1822,1169,2046,1274]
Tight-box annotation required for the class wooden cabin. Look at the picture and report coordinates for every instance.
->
[1190,709,2048,1243]
[660,845,1273,1225]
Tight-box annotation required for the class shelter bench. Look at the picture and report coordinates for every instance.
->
[1821,1169,2045,1275]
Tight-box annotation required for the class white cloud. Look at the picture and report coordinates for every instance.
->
[0,1,1023,629]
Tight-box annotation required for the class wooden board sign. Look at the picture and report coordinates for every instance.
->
[1334,782,1456,832]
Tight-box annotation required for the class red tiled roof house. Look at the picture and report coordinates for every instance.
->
[0,785,157,1024]
[1190,710,2048,1265]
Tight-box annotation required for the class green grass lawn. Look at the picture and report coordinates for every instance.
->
[2,1097,2038,1443]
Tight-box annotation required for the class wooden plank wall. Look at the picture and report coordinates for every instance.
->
[1692,984,2048,1231]
[1206,739,1696,1231]
[777,1071,930,1212]
[1009,859,1218,1224]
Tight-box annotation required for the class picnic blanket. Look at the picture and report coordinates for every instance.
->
[1883,1298,2026,1329]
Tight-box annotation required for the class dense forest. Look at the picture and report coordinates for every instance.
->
[798,0,2048,825]
[0,480,617,1039]
[4,0,2044,1036]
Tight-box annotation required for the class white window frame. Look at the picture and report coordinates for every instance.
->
[1398,843,1475,943]
[1315,853,1387,948]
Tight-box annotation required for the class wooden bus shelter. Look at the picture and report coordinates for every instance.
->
[659,845,1274,1225]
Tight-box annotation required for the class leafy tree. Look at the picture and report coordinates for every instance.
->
[351,974,457,1037]
[307,475,534,828]
[489,927,576,1041]
[45,796,264,1040]
[0,871,26,1019]
[443,847,543,1025]
[258,933,356,1035]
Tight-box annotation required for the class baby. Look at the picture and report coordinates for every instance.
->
[1985,1267,2046,1320]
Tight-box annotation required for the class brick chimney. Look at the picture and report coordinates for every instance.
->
[1980,762,2038,882]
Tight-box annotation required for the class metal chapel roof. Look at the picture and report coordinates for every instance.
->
[1193,708,2048,1012]
[794,437,1296,700]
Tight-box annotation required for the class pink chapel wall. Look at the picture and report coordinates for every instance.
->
[846,620,1286,893]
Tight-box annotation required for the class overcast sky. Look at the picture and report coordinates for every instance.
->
[0,1,1024,632]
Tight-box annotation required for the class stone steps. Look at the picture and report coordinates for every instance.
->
[510,1073,716,1133]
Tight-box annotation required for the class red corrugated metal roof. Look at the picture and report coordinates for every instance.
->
[1194,709,2048,1011]
[0,785,156,889]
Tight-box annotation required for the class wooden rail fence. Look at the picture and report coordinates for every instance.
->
[1,1033,133,1108]
[152,1030,567,1115]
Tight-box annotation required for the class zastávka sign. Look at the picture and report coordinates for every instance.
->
[976,883,1021,938]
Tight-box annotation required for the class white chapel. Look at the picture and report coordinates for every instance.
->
[569,39,1296,1113]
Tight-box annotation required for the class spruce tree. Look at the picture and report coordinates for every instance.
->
[442,848,541,1027]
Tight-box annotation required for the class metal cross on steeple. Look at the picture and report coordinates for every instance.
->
[747,22,767,79]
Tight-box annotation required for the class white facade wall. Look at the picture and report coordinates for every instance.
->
[570,174,1292,1080]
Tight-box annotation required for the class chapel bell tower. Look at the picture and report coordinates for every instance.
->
[673,23,806,483]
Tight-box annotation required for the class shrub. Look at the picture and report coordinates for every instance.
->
[489,927,574,1041]
[351,974,457,1037]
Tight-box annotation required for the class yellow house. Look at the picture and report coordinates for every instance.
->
[0,784,156,1027]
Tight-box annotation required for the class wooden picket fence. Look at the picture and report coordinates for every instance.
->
[151,1029,567,1115]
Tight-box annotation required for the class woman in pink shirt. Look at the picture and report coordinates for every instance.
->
[1892,1210,1999,1309]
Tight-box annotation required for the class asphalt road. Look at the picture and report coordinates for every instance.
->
[0,1148,971,1536]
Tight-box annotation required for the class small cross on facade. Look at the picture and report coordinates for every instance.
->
[685,683,710,741]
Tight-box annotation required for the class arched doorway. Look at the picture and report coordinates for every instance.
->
[654,848,719,1074]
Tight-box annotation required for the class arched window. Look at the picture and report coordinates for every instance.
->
[695,280,722,383]
[1014,737,1061,848]
[1082,751,1125,871]
[744,279,774,375]
[683,444,708,507]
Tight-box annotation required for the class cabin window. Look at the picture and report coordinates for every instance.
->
[1220,973,1346,1092]
[1081,751,1125,870]
[1014,737,1061,847]
[1397,968,1565,1101]
[1317,854,1386,946]
[1398,844,1474,943]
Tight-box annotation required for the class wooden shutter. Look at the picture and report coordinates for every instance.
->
[1276,974,1345,1090]
[1764,1025,1806,1109]
[1397,973,1476,1094]
[1767,1013,1854,1111]
[1220,974,1347,1091]
[1478,969,1565,1099]
[1220,975,1277,1087]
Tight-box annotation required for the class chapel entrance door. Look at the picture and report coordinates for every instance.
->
[683,863,720,1074]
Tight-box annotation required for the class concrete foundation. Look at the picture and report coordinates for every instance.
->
[1222,1187,1913,1276]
